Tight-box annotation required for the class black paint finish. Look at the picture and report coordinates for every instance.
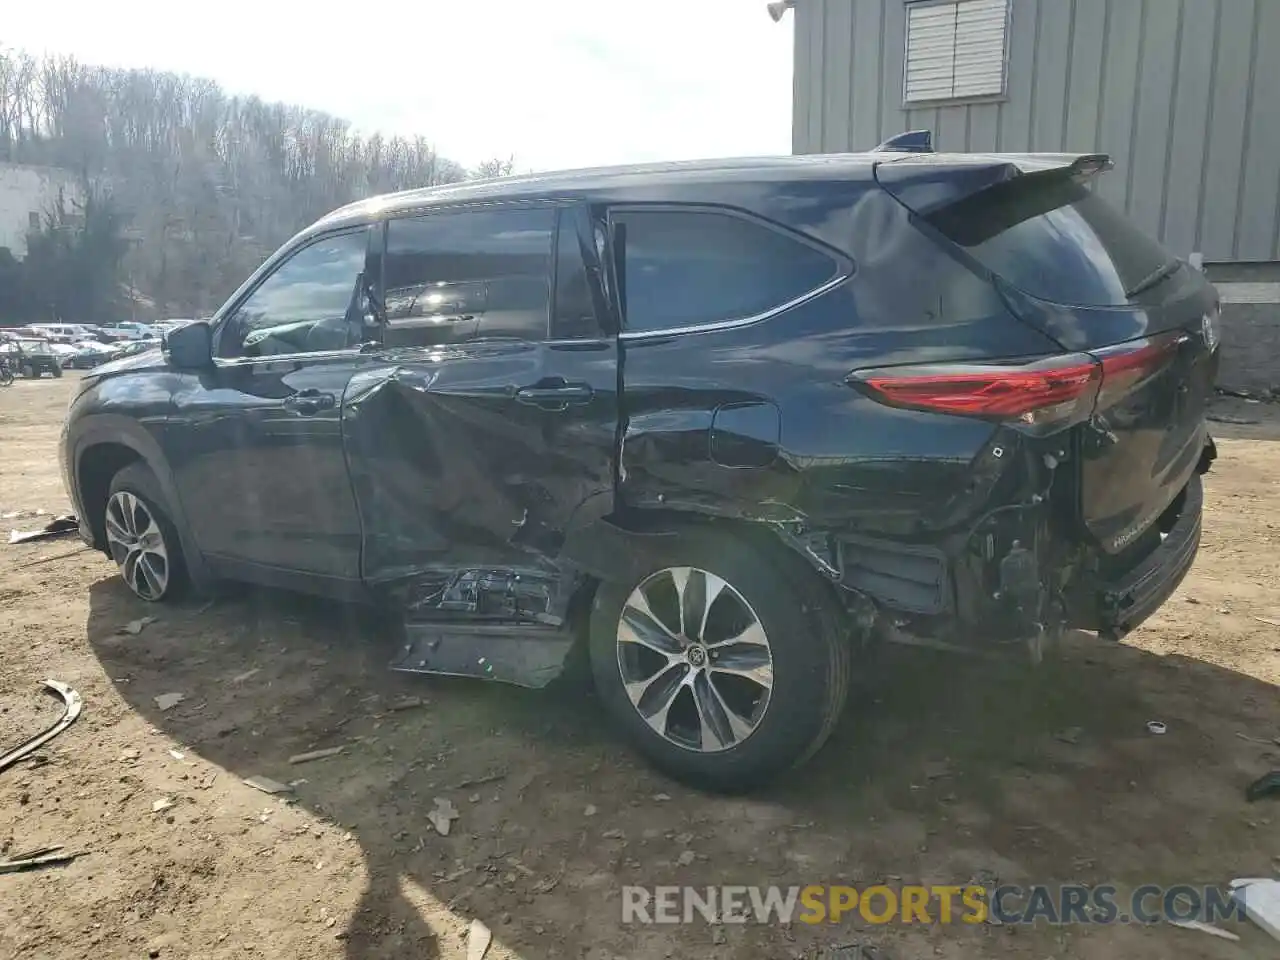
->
[61,152,1218,681]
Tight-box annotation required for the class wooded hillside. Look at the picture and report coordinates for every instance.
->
[0,47,500,319]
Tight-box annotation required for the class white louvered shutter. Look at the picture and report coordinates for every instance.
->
[904,0,1009,104]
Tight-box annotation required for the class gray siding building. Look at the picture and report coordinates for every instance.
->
[792,0,1280,263]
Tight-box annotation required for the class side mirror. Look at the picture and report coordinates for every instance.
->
[164,320,214,370]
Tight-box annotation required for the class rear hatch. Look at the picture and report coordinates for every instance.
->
[876,154,1220,553]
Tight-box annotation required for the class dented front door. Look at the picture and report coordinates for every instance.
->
[342,204,618,594]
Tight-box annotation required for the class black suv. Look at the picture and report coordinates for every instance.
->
[61,140,1219,789]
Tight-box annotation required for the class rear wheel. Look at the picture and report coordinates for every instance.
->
[588,527,851,792]
[105,463,186,602]
[21,363,35,379]
[51,363,63,378]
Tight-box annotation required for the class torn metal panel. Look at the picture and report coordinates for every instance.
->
[398,565,580,626]
[391,624,576,689]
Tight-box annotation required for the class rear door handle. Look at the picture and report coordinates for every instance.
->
[515,380,594,408]
[283,390,336,415]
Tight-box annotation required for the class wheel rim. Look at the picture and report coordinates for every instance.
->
[616,566,774,753]
[104,491,169,600]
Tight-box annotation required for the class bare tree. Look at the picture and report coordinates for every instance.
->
[0,45,486,316]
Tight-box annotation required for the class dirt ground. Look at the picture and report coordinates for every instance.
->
[0,374,1277,960]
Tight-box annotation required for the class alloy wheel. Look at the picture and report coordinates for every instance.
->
[616,566,774,752]
[104,491,170,600]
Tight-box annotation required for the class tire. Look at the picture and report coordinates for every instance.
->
[51,364,63,378]
[588,526,851,792]
[21,364,35,379]
[105,463,187,602]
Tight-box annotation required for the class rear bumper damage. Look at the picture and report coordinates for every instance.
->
[789,435,1216,652]
[1095,474,1201,639]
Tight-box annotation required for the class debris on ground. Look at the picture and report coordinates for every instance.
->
[451,771,506,790]
[153,693,185,711]
[1054,727,1083,745]
[677,850,695,866]
[1168,918,1241,941]
[168,749,186,761]
[1254,616,1280,627]
[1245,770,1280,802]
[117,616,158,636]
[1146,720,1168,735]
[243,775,292,795]
[1230,878,1280,942]
[8,515,78,545]
[428,797,460,836]
[229,667,260,684]
[0,679,83,774]
[1207,413,1260,425]
[583,804,597,817]
[151,797,175,814]
[288,746,344,765]
[119,749,140,762]
[387,696,426,712]
[653,793,672,802]
[466,918,492,960]
[0,848,84,874]
[1236,732,1280,746]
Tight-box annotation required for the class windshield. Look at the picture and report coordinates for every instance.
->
[926,176,1178,307]
[16,339,51,354]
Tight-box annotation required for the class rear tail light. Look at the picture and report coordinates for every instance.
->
[849,333,1188,430]
[848,353,1101,430]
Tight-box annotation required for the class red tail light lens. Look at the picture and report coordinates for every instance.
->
[850,333,1189,430]
[848,353,1102,428]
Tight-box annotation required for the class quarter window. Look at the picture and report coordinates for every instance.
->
[221,231,367,358]
[612,209,840,334]
[384,207,555,345]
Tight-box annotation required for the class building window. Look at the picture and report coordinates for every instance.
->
[903,0,1010,104]
[28,211,40,231]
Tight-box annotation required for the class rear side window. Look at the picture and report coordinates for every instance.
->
[612,209,840,334]
[927,177,1177,307]
[384,207,554,345]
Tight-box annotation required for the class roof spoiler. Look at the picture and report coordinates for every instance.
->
[872,130,933,153]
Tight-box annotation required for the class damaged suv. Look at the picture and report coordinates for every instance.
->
[61,136,1219,790]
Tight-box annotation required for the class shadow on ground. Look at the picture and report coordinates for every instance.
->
[85,577,1280,960]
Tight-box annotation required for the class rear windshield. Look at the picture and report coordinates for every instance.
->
[926,175,1178,307]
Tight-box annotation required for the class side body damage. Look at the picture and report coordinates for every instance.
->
[61,154,1219,688]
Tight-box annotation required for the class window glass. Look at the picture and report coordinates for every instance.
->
[384,208,554,345]
[613,209,839,334]
[928,177,1178,306]
[551,213,601,339]
[222,231,367,357]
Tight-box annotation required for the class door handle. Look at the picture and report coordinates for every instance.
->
[283,390,336,415]
[515,380,594,408]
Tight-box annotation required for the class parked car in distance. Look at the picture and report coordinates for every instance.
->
[29,323,99,343]
[60,140,1220,790]
[99,321,160,341]
[6,338,63,378]
[65,340,118,369]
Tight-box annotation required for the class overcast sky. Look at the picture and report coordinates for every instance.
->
[3,0,796,172]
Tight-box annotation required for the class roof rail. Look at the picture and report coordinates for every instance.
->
[872,130,934,154]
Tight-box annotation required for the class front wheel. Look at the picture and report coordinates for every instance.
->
[588,527,852,792]
[51,364,63,377]
[105,463,187,602]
